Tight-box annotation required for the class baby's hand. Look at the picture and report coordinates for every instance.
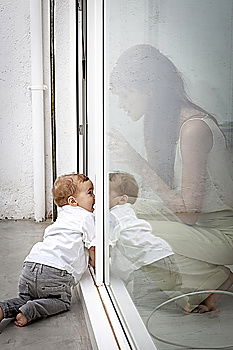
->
[88,246,95,268]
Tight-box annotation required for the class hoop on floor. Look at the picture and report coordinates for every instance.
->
[146,290,233,349]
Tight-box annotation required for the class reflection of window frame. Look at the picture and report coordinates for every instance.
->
[83,0,157,348]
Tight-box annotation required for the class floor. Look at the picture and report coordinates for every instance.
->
[133,269,233,350]
[1,219,233,350]
[0,220,93,350]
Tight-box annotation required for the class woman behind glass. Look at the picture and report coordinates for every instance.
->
[109,44,233,312]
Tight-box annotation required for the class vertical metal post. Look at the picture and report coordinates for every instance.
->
[82,0,88,175]
[30,0,46,222]
[76,0,80,173]
[77,0,88,175]
[50,0,57,221]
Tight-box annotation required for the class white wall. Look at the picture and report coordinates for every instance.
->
[0,1,33,219]
[0,0,77,220]
[156,0,233,122]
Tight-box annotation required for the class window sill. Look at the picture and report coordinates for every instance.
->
[78,268,157,350]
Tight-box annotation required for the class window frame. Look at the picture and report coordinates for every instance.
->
[84,0,157,348]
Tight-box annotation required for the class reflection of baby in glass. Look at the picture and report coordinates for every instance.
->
[109,172,188,308]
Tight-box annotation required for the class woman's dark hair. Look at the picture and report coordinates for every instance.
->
[110,44,208,185]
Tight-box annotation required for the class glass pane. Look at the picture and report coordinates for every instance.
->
[105,1,233,348]
[54,0,77,175]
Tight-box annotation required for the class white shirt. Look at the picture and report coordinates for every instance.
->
[25,205,95,284]
[109,203,173,282]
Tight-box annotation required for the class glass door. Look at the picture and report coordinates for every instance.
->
[104,1,233,349]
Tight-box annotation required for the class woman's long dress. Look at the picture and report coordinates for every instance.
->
[147,116,233,306]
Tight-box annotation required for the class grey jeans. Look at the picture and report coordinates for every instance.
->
[0,262,75,323]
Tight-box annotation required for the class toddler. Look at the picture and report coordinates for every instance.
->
[0,173,95,326]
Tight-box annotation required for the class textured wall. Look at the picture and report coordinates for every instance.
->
[0,0,33,219]
[0,0,77,220]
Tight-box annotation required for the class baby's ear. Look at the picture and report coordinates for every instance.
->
[119,194,128,205]
[67,196,78,206]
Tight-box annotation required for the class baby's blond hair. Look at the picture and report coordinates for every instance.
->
[52,173,89,207]
[109,172,139,204]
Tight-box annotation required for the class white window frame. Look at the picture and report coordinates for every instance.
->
[81,0,158,348]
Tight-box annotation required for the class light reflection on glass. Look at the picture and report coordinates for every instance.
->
[106,1,233,348]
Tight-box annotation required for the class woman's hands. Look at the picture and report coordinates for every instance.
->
[108,120,211,225]
[108,129,141,169]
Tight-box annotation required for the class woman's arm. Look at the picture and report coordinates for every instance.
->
[140,120,213,224]
[110,120,213,224]
[177,119,213,224]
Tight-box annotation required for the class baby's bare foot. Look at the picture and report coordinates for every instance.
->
[0,306,4,321]
[14,313,28,327]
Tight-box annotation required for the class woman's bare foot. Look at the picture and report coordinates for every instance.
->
[14,313,28,327]
[193,272,233,314]
[192,300,219,314]
[0,306,4,321]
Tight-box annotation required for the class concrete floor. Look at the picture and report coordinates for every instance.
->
[0,220,92,350]
[133,268,233,350]
[2,219,233,350]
